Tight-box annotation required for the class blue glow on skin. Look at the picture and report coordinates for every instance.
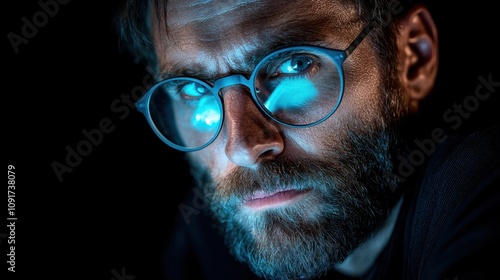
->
[263,78,318,113]
[191,95,221,131]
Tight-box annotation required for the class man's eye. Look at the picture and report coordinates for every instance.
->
[181,82,207,99]
[279,56,313,74]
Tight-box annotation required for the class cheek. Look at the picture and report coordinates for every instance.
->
[334,45,382,125]
[342,74,381,125]
[282,128,329,155]
[187,140,231,179]
[282,54,382,155]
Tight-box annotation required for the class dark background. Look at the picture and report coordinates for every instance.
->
[4,1,192,279]
[3,1,498,280]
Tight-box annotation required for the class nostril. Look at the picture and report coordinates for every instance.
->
[259,148,279,161]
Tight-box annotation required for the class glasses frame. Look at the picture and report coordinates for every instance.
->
[135,21,374,152]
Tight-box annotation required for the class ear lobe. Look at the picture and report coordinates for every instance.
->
[396,5,438,111]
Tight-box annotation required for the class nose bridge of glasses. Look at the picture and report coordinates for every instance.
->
[213,74,253,93]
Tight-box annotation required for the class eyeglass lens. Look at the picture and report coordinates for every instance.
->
[147,48,343,150]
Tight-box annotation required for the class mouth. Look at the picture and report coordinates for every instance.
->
[243,188,311,210]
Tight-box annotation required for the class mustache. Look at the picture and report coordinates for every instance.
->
[197,123,402,207]
[212,156,343,203]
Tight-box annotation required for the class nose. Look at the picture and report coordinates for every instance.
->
[221,86,284,168]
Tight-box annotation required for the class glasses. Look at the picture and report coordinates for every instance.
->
[135,22,374,152]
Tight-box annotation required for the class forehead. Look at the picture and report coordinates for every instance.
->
[162,0,355,28]
[151,0,361,79]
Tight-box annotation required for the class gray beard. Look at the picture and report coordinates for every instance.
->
[190,121,404,280]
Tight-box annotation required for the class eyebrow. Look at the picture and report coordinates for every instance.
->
[157,17,347,82]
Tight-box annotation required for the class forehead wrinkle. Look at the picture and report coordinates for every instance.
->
[166,0,261,29]
[163,0,359,42]
[157,43,257,82]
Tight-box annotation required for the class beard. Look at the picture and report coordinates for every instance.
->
[188,118,405,280]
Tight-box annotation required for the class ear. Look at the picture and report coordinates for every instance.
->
[395,5,438,112]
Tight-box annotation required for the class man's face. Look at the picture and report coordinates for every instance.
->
[152,0,408,279]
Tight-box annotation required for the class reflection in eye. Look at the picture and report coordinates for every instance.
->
[279,56,313,74]
[263,77,318,113]
[182,82,206,98]
[190,95,221,131]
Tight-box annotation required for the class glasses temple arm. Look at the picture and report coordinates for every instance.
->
[344,19,377,57]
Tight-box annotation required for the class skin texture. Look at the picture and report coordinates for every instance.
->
[147,0,438,279]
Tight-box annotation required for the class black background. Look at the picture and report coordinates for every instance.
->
[3,1,499,280]
[4,1,192,279]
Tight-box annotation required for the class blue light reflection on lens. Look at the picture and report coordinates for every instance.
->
[183,82,205,97]
[190,95,221,131]
[263,77,318,113]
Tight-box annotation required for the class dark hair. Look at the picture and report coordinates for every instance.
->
[114,0,154,66]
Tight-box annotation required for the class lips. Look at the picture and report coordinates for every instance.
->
[243,189,311,210]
